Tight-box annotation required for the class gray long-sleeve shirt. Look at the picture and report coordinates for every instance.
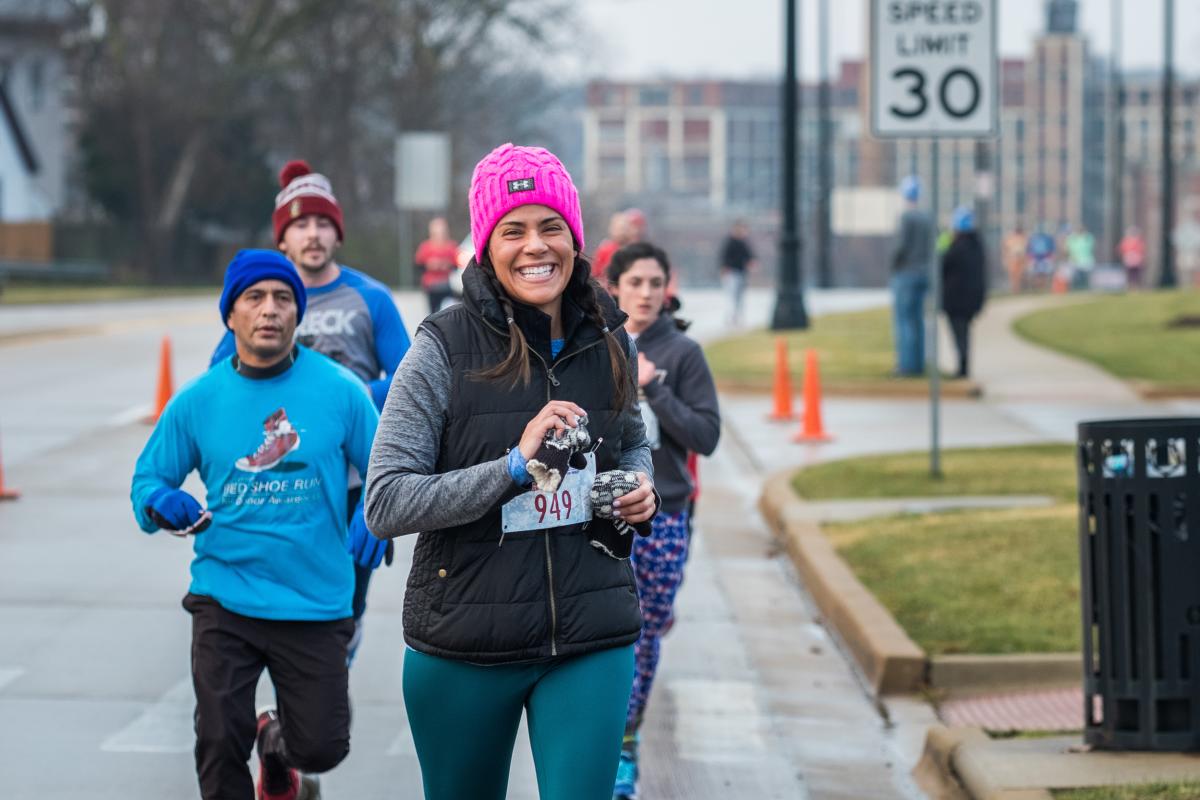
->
[365,327,653,538]
[892,208,934,273]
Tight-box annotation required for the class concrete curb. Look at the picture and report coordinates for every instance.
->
[921,723,1200,799]
[916,725,1056,800]
[930,654,1080,695]
[0,312,213,348]
[1131,380,1200,400]
[718,377,984,399]
[951,735,1055,800]
[759,469,926,695]
[759,468,1085,698]
[913,725,985,800]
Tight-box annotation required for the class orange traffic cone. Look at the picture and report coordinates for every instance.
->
[767,337,795,421]
[146,336,174,424]
[793,348,833,443]
[0,432,19,501]
[1051,267,1069,294]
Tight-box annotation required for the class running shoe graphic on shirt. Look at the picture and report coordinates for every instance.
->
[235,408,301,473]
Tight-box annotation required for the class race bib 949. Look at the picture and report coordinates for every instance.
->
[501,452,596,533]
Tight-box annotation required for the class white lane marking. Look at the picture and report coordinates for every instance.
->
[101,679,195,754]
[385,723,418,757]
[107,403,153,427]
[669,678,767,764]
[0,668,24,691]
[101,673,278,754]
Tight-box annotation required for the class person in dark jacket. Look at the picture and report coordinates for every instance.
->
[364,143,658,800]
[941,206,988,378]
[718,219,757,325]
[605,241,720,800]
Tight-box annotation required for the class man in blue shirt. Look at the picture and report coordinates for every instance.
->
[133,250,382,800]
[212,159,410,663]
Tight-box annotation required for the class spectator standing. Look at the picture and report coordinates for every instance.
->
[890,176,932,376]
[940,207,987,379]
[1003,223,1028,293]
[414,217,461,314]
[1118,226,1147,289]
[718,219,757,326]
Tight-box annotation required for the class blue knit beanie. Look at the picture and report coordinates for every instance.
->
[952,206,976,233]
[218,249,307,329]
[900,175,921,203]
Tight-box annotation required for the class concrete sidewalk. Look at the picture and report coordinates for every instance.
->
[716,291,1200,797]
[950,295,1138,404]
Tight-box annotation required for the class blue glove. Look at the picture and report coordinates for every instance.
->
[145,487,208,533]
[348,503,388,569]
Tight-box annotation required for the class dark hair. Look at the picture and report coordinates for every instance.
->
[472,251,635,410]
[606,241,691,331]
[605,241,671,286]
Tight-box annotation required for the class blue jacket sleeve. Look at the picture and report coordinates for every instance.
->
[362,287,410,410]
[345,381,381,480]
[130,398,200,533]
[209,330,236,368]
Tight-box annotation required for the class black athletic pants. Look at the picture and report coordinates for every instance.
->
[948,314,972,378]
[183,593,354,799]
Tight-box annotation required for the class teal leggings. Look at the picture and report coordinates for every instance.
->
[403,645,635,800]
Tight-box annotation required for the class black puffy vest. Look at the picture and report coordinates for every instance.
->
[401,266,642,664]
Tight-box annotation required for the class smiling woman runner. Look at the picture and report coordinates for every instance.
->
[364,143,658,800]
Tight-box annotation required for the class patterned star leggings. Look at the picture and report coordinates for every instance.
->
[626,507,691,732]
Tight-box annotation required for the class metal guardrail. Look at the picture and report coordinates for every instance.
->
[0,260,110,284]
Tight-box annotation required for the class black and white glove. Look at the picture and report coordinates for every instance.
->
[588,470,643,559]
[527,413,591,492]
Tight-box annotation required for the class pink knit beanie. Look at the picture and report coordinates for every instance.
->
[469,143,584,263]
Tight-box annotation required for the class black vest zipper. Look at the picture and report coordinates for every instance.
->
[477,313,607,657]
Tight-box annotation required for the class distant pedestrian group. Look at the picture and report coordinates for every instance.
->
[890,176,987,379]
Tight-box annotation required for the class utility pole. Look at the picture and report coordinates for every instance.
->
[1161,0,1177,287]
[1109,0,1125,263]
[816,0,833,289]
[929,138,942,478]
[772,0,810,330]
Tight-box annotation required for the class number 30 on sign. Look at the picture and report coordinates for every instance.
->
[870,0,998,138]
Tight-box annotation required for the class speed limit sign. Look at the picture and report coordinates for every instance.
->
[871,0,998,138]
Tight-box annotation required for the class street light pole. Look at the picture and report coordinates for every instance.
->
[1160,0,1177,287]
[772,0,810,330]
[1109,0,1125,263]
[816,0,833,289]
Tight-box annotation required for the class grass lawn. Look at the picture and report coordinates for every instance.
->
[795,443,1081,655]
[825,505,1079,655]
[705,307,896,390]
[1053,784,1200,799]
[1013,290,1200,392]
[792,443,1077,503]
[0,284,217,305]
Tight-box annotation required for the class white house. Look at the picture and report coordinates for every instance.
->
[0,0,75,224]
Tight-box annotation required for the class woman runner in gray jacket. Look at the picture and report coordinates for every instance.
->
[605,241,721,800]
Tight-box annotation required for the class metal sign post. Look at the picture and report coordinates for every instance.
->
[870,0,999,139]
[395,132,451,288]
[870,0,998,478]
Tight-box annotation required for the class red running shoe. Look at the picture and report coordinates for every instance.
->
[237,409,300,473]
[255,708,299,800]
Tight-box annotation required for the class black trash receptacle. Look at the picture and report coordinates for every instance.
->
[1078,418,1200,750]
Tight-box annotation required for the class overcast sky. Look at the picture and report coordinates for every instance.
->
[577,0,1200,81]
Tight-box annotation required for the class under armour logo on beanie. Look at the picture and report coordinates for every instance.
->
[508,178,536,193]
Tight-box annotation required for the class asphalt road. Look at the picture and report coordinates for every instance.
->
[0,287,915,800]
